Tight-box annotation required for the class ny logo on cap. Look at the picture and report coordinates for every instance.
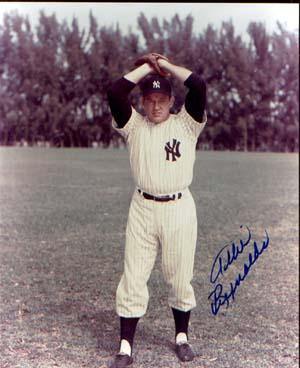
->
[153,81,160,88]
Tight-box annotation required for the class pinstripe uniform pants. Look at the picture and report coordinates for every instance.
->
[116,188,198,318]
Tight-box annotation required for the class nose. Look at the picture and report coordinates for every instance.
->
[153,102,160,111]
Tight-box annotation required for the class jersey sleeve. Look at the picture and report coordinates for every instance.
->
[107,77,136,128]
[111,107,143,141]
[184,73,206,123]
[177,105,207,140]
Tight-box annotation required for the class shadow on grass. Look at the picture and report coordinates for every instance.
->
[77,309,119,354]
[76,307,176,358]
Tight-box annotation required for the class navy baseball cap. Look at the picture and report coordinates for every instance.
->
[139,74,172,97]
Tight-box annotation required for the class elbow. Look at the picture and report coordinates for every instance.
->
[199,79,206,97]
[107,85,120,108]
[107,78,122,99]
[199,80,207,105]
[187,73,207,96]
[107,85,115,101]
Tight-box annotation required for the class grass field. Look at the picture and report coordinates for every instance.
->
[0,148,298,368]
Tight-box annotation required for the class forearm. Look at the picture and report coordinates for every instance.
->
[108,63,155,128]
[157,59,192,83]
[124,63,154,84]
[157,58,206,122]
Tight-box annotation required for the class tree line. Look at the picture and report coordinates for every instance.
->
[0,11,298,151]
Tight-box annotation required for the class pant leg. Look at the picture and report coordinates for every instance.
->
[159,190,198,312]
[116,192,158,317]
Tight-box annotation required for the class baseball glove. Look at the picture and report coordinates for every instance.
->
[134,52,169,76]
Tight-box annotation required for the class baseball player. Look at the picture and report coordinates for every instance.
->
[107,53,207,368]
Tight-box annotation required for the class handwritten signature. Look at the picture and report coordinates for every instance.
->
[208,225,270,316]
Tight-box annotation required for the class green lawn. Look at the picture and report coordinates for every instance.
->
[0,148,298,368]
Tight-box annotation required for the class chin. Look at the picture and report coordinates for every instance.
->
[150,115,168,124]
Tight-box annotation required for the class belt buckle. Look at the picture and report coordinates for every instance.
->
[138,189,182,202]
[155,194,173,202]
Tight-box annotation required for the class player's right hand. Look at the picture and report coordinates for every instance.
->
[134,53,170,77]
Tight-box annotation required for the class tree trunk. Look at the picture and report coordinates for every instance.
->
[243,120,248,152]
[251,136,256,152]
[68,130,74,147]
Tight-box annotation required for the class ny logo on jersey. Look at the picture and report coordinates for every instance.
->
[165,139,181,161]
[153,81,160,89]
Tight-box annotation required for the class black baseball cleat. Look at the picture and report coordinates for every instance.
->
[109,353,133,368]
[175,342,195,362]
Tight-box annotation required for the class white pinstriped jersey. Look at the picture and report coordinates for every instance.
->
[112,106,207,196]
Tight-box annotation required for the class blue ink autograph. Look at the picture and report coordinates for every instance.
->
[208,225,270,316]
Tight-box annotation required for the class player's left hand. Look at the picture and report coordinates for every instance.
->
[134,53,170,77]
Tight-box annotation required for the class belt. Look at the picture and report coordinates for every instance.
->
[137,189,182,202]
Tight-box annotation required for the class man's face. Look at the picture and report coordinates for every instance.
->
[142,93,174,124]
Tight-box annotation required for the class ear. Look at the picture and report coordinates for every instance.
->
[140,96,146,113]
